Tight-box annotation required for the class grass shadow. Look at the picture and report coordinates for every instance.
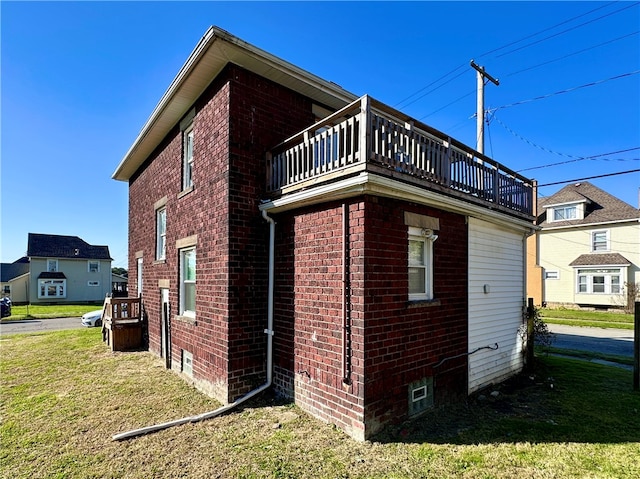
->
[372,355,640,446]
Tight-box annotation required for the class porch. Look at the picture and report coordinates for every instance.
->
[266,96,535,220]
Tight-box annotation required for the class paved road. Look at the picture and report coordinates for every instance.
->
[0,316,87,335]
[547,324,634,358]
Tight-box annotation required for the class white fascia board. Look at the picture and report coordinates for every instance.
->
[260,172,536,233]
[112,26,357,182]
[541,218,640,231]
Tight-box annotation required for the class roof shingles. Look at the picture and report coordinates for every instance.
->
[27,233,111,260]
[538,182,638,227]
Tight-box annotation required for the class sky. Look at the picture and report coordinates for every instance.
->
[2,1,639,268]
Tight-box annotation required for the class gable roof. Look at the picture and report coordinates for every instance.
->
[27,233,112,260]
[0,260,30,282]
[538,182,639,227]
[113,26,357,182]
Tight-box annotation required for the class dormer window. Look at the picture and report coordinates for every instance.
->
[552,205,577,221]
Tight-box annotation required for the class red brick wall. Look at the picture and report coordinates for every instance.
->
[128,64,314,402]
[273,195,467,439]
[361,196,468,437]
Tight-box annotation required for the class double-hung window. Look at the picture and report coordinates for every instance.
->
[88,261,100,273]
[156,207,167,260]
[182,125,194,190]
[576,268,622,294]
[180,247,196,317]
[408,226,437,301]
[591,230,609,252]
[47,259,58,272]
[38,279,66,298]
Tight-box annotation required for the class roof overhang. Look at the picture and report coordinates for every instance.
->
[260,172,537,233]
[112,26,358,182]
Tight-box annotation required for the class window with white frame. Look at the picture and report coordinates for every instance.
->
[38,279,66,298]
[88,281,100,287]
[591,230,609,252]
[408,226,437,301]
[576,268,622,294]
[182,124,194,190]
[545,270,559,280]
[47,259,58,272]
[136,257,143,297]
[88,260,100,273]
[180,247,196,316]
[552,205,577,221]
[3,285,10,295]
[156,207,167,260]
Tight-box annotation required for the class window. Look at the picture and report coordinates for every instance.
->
[182,125,194,190]
[180,247,196,316]
[576,268,622,294]
[3,285,10,295]
[408,226,437,301]
[592,230,609,252]
[47,259,58,272]
[38,279,66,298]
[88,281,100,287]
[156,207,167,260]
[88,261,100,273]
[552,205,577,221]
[545,270,559,280]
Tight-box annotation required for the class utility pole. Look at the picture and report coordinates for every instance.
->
[470,60,499,154]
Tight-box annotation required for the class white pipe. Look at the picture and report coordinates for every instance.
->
[112,211,277,441]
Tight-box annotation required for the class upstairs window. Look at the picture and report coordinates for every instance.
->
[592,230,609,252]
[88,261,100,273]
[182,125,194,190]
[552,205,577,221]
[47,259,58,272]
[156,207,167,260]
[408,226,437,301]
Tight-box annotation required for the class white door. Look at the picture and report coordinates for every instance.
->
[160,288,171,369]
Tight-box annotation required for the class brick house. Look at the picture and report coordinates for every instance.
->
[113,27,536,440]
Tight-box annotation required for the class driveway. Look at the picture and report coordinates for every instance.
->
[0,317,85,335]
[547,324,634,358]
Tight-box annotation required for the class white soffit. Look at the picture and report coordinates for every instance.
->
[113,26,357,181]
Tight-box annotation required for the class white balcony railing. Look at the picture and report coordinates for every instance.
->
[266,96,534,217]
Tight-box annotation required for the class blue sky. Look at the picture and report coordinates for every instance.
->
[2,1,639,268]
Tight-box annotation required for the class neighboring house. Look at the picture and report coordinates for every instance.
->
[0,257,30,303]
[529,182,639,310]
[26,233,113,304]
[111,273,129,297]
[112,27,536,440]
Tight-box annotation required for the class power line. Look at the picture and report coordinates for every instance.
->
[505,31,639,78]
[537,169,640,187]
[496,1,640,58]
[489,70,640,112]
[393,63,467,108]
[475,1,619,60]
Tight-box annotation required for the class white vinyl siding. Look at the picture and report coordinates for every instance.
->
[468,217,525,394]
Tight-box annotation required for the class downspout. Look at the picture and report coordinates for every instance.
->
[112,211,276,441]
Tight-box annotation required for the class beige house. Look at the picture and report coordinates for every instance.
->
[1,258,30,303]
[529,182,639,310]
[26,233,113,304]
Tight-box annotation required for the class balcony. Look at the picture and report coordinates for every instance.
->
[266,96,535,220]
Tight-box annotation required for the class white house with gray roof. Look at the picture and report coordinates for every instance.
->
[533,182,639,310]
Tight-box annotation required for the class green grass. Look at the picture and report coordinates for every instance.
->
[1,329,639,478]
[540,308,635,329]
[3,303,104,320]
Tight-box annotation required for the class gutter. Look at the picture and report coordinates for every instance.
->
[112,211,277,441]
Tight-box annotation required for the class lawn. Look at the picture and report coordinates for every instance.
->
[3,303,103,320]
[540,308,635,330]
[1,329,639,478]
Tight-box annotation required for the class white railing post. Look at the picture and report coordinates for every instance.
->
[359,95,370,165]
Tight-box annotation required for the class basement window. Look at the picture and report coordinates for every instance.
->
[182,350,193,377]
[408,377,434,416]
